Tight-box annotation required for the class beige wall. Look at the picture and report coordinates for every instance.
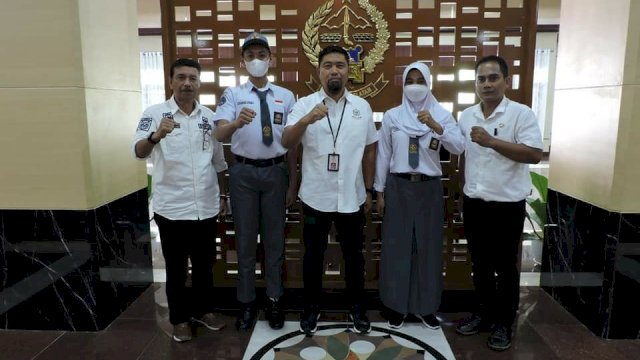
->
[538,0,561,24]
[550,0,640,213]
[0,0,146,210]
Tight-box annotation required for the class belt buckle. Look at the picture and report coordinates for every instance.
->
[410,174,421,182]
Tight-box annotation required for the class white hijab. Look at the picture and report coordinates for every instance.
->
[391,62,450,137]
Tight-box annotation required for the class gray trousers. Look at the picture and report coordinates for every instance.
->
[229,161,288,303]
[379,175,444,315]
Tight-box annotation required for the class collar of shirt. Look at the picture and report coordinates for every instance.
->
[474,96,509,121]
[168,95,202,117]
[318,87,353,106]
[243,79,272,93]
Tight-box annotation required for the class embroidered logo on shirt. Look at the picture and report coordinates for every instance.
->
[198,122,212,131]
[352,109,361,119]
[219,96,227,106]
[137,117,152,131]
[162,112,174,119]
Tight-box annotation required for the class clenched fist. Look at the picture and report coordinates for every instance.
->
[418,110,443,135]
[156,117,177,139]
[303,103,329,125]
[234,107,256,128]
[470,126,494,148]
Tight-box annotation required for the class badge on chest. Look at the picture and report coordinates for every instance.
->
[327,153,340,172]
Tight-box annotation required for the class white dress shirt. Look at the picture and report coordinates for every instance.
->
[213,80,296,159]
[132,96,228,220]
[286,89,378,213]
[374,106,465,192]
[459,97,543,202]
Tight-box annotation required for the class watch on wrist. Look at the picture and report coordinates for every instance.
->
[365,188,374,195]
[147,132,159,145]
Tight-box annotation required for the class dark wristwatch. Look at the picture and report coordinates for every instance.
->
[365,188,374,195]
[147,132,159,144]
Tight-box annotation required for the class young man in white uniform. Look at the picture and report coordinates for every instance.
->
[213,33,297,331]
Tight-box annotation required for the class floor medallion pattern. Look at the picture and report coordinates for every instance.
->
[244,321,455,360]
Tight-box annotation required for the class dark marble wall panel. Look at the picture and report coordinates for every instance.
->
[0,189,152,331]
[541,189,640,339]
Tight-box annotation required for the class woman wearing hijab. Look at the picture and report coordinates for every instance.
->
[374,62,465,329]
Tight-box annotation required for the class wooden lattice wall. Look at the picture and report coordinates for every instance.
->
[160,0,538,290]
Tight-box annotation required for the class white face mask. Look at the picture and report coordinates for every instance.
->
[244,59,269,77]
[404,84,429,102]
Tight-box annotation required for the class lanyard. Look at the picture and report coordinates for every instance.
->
[323,99,347,152]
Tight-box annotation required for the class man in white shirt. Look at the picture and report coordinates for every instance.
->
[282,45,378,335]
[456,55,543,351]
[213,33,297,331]
[132,58,228,342]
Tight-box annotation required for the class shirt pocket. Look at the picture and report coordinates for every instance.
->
[162,128,188,161]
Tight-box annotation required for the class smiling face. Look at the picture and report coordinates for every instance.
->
[475,61,510,107]
[170,66,200,103]
[318,52,349,97]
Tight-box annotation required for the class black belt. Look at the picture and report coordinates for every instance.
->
[391,173,440,182]
[235,155,285,167]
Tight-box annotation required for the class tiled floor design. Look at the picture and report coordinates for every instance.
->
[2,285,640,360]
[244,320,455,359]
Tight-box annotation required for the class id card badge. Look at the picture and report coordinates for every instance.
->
[273,112,284,125]
[327,153,340,172]
[429,137,440,151]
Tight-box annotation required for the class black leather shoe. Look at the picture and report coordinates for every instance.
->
[266,298,284,330]
[235,304,257,331]
[487,324,512,351]
[456,315,492,336]
[299,306,320,335]
[349,305,371,334]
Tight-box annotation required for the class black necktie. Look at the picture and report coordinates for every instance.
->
[408,136,419,169]
[254,89,273,146]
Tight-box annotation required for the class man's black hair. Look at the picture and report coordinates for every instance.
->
[170,58,201,77]
[475,55,509,78]
[318,45,350,65]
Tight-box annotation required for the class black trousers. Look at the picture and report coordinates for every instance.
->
[155,213,218,325]
[463,196,525,327]
[301,203,366,308]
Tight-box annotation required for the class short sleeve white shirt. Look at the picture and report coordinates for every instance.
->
[132,96,228,220]
[213,81,296,159]
[286,89,378,213]
[458,97,543,202]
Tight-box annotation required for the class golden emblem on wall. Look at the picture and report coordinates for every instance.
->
[303,0,390,99]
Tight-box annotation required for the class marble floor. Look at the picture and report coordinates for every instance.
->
[2,284,640,360]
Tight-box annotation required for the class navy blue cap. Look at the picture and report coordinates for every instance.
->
[242,32,270,52]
